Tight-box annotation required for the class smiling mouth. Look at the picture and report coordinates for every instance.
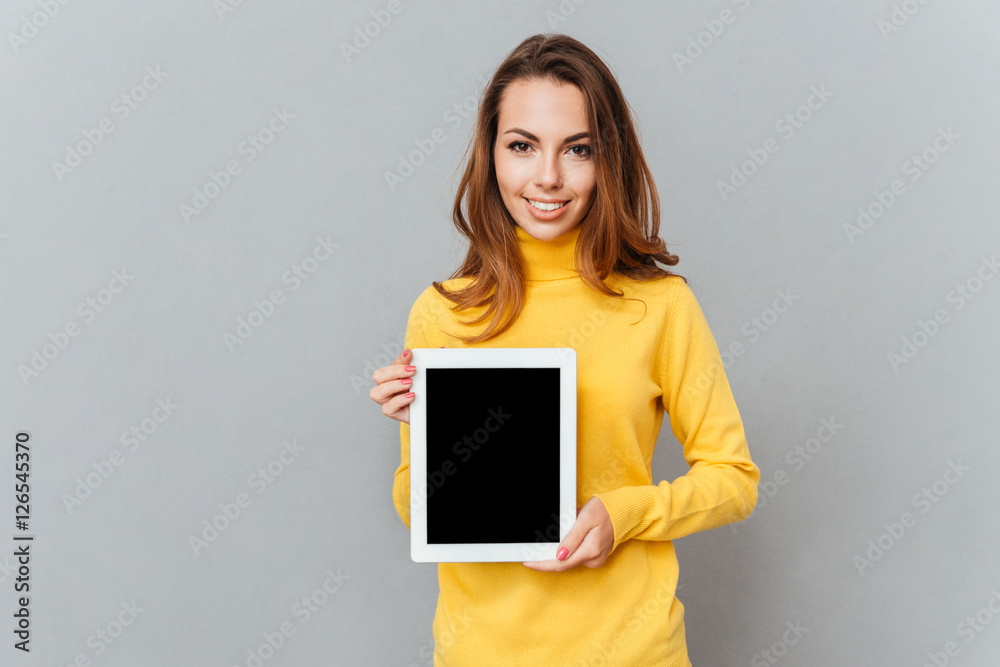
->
[526,198,568,212]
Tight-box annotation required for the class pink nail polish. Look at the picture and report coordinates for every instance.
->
[557,547,569,561]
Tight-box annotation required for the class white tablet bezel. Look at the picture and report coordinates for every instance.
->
[408,347,577,563]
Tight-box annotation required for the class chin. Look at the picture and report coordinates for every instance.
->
[517,219,580,241]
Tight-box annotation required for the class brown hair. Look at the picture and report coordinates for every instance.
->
[434,33,685,344]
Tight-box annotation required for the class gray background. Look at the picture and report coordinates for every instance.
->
[2,1,999,665]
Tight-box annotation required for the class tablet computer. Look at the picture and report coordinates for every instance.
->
[408,347,577,563]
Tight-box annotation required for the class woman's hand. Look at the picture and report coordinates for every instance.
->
[522,496,614,572]
[370,348,422,424]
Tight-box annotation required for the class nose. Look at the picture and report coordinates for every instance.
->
[533,151,563,189]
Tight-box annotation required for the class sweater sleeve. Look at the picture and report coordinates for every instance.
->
[392,286,447,530]
[594,279,760,554]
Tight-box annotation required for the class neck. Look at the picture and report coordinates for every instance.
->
[514,223,583,281]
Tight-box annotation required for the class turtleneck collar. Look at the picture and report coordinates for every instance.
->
[514,223,584,281]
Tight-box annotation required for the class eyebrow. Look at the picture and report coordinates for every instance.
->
[502,128,591,144]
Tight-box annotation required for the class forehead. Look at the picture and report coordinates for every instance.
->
[497,78,589,134]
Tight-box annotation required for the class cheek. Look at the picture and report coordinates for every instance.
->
[495,159,528,196]
[572,166,597,201]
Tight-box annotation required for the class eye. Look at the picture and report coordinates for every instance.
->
[507,140,531,153]
[569,144,592,157]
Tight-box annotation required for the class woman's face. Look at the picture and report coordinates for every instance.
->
[492,77,597,242]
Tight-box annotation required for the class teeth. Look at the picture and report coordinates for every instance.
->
[528,199,567,212]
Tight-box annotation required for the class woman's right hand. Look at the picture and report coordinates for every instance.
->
[369,348,420,424]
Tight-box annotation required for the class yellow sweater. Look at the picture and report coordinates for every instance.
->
[393,222,759,665]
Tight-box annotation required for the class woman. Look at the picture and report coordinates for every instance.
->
[370,33,759,665]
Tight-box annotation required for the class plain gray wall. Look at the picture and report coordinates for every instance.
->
[2,1,999,665]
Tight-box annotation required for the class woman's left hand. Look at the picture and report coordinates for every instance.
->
[521,496,614,572]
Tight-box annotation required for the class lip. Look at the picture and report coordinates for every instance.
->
[523,197,570,221]
[525,196,569,203]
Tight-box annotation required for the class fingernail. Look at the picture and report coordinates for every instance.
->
[556,547,569,561]
[403,348,410,357]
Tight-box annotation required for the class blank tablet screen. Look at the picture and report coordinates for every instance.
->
[425,367,561,544]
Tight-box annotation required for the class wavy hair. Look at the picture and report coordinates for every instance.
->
[433,33,685,344]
